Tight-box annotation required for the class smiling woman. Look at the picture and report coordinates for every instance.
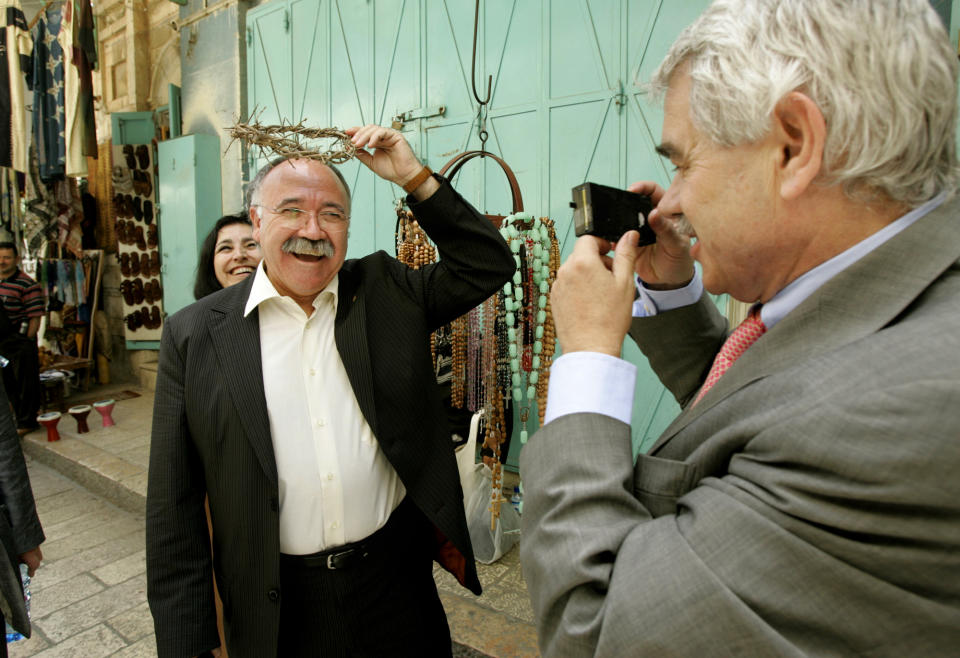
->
[193,214,263,300]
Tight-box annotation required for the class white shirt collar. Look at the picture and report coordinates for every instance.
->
[243,261,339,317]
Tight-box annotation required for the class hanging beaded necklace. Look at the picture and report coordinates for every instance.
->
[498,212,555,441]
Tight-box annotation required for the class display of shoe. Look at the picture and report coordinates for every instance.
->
[125,310,142,332]
[130,254,141,277]
[150,305,162,329]
[135,226,146,251]
[140,253,151,278]
[140,172,153,198]
[150,250,160,274]
[143,199,154,224]
[121,280,134,306]
[147,223,158,247]
[136,144,150,170]
[132,278,144,304]
[123,144,136,170]
[120,253,131,277]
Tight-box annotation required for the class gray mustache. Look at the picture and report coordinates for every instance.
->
[671,215,695,238]
[281,237,335,257]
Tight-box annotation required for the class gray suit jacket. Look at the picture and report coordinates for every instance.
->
[520,196,960,656]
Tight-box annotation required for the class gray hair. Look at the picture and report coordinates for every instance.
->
[649,0,958,207]
[246,157,352,216]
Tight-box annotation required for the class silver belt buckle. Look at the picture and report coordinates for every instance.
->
[327,549,351,569]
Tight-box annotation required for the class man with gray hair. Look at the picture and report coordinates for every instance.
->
[520,1,960,655]
[147,124,513,657]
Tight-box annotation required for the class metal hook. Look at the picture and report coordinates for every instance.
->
[471,0,491,107]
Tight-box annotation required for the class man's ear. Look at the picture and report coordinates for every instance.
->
[773,91,825,201]
[249,206,262,239]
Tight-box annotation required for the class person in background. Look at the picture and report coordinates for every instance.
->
[147,124,514,657]
[0,243,44,436]
[520,0,960,655]
[0,376,44,657]
[193,214,262,300]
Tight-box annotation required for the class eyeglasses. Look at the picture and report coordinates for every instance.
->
[256,205,350,231]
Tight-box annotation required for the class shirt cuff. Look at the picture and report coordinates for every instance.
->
[544,352,637,426]
[633,273,703,317]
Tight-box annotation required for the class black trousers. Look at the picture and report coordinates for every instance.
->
[277,499,452,657]
[0,336,40,429]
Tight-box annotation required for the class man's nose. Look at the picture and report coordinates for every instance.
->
[657,181,682,220]
[299,213,326,240]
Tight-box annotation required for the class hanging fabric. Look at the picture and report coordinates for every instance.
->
[59,0,97,177]
[0,0,33,173]
[29,4,66,182]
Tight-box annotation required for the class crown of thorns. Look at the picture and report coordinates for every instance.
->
[228,115,357,164]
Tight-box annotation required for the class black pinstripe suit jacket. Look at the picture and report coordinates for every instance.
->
[146,179,514,658]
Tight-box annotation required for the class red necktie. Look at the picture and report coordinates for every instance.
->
[693,307,766,406]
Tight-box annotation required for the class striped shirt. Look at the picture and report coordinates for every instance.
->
[0,269,44,324]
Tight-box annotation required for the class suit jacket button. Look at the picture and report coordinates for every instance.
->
[268,588,280,602]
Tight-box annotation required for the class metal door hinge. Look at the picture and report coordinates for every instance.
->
[391,106,446,130]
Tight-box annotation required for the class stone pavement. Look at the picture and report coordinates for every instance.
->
[9,457,151,657]
[14,384,540,657]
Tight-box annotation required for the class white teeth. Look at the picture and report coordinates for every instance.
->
[232,267,253,274]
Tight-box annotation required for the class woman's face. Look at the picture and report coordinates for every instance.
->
[213,223,261,288]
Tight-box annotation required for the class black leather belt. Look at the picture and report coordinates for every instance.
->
[280,499,416,570]
[293,544,371,570]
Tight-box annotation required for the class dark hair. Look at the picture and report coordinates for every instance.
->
[193,214,254,300]
[0,242,18,257]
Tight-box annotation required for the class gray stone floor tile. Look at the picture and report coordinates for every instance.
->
[91,549,146,586]
[30,530,145,593]
[30,573,105,618]
[42,516,144,562]
[34,575,147,644]
[40,506,121,543]
[110,636,158,658]
[26,624,127,658]
[106,601,154,644]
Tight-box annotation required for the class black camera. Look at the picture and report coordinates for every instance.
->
[570,182,656,245]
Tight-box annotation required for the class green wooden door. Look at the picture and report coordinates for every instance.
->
[246,0,714,460]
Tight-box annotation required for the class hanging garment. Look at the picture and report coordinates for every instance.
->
[29,5,66,182]
[74,257,84,305]
[0,0,33,172]
[58,0,96,178]
[23,144,58,251]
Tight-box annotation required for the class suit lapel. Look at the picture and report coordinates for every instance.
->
[651,195,960,455]
[334,268,380,440]
[207,278,277,486]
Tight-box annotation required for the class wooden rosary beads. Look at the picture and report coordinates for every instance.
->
[534,218,560,425]
[395,207,436,269]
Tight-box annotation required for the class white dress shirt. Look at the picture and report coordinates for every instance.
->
[245,263,405,554]
[546,193,946,426]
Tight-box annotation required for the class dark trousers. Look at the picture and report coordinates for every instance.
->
[0,336,40,429]
[277,499,452,657]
